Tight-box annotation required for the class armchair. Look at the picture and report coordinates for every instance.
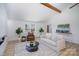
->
[27,32,35,41]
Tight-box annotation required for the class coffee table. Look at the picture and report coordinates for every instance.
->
[26,41,39,52]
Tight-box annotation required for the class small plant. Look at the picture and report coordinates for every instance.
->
[39,28,44,37]
[39,28,44,33]
[16,27,23,38]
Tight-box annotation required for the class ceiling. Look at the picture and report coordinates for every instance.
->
[5,3,74,22]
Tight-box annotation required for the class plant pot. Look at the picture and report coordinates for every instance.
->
[21,36,26,42]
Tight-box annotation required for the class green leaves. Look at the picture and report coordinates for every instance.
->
[16,27,23,35]
[39,28,44,33]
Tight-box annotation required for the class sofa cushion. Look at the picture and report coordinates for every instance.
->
[41,38,56,46]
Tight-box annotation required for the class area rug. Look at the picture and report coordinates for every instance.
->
[14,41,58,56]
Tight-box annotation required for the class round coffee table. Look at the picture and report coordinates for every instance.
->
[26,41,39,52]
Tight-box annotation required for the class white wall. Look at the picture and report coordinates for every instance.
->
[0,4,8,38]
[45,5,79,44]
[7,20,46,41]
[0,4,8,56]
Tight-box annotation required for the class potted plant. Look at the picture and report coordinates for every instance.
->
[16,27,23,38]
[39,28,44,37]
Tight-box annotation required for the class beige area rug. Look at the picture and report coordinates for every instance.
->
[14,41,58,56]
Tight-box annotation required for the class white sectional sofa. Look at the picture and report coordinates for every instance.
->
[40,33,66,53]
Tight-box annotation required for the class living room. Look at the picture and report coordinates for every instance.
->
[0,3,79,56]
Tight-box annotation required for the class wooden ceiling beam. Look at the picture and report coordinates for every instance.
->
[41,3,61,13]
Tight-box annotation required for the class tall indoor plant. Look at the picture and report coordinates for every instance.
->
[16,27,23,38]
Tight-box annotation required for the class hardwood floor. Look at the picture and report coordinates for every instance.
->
[60,42,79,56]
[3,40,19,56]
[63,41,79,56]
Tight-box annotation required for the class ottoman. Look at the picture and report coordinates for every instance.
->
[26,41,39,52]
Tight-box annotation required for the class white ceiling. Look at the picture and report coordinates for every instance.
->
[5,3,74,22]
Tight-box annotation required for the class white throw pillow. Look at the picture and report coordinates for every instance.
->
[45,33,52,39]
